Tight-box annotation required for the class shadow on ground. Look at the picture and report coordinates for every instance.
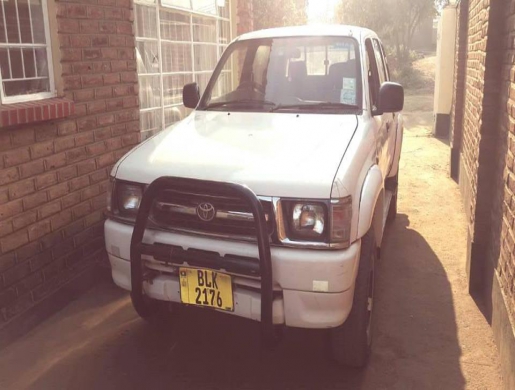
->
[0,214,465,390]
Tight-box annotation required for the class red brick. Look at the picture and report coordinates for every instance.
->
[11,129,35,147]
[77,117,97,132]
[116,21,132,35]
[50,210,73,231]
[74,89,95,102]
[9,179,35,200]
[69,35,91,47]
[109,36,125,47]
[19,160,45,179]
[0,252,16,273]
[63,75,82,90]
[80,20,99,34]
[57,121,78,136]
[54,137,76,153]
[29,251,52,272]
[39,201,62,220]
[35,173,58,190]
[0,221,13,238]
[0,200,23,220]
[82,75,103,87]
[120,72,138,83]
[83,48,102,60]
[94,128,112,141]
[13,211,37,230]
[103,73,120,85]
[3,148,30,167]
[58,19,80,34]
[1,230,29,253]
[106,99,124,111]
[95,87,112,99]
[87,7,104,19]
[48,182,69,200]
[90,169,107,183]
[28,220,51,241]
[66,4,87,18]
[86,142,107,156]
[69,176,90,191]
[77,160,97,176]
[87,101,106,114]
[3,261,31,287]
[106,137,122,150]
[58,165,78,182]
[97,153,115,168]
[75,132,95,147]
[111,60,127,71]
[44,153,67,170]
[99,21,117,34]
[23,191,47,210]
[117,48,134,60]
[97,114,115,126]
[72,202,91,219]
[101,48,118,59]
[0,167,19,185]
[66,148,88,164]
[62,48,82,62]
[62,192,81,210]
[15,271,44,296]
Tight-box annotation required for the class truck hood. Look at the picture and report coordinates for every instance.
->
[115,111,358,198]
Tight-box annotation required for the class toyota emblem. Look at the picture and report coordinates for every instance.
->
[196,202,216,222]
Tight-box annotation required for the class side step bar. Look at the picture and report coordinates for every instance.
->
[129,176,277,345]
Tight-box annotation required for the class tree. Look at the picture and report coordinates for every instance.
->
[253,0,308,31]
[335,0,436,62]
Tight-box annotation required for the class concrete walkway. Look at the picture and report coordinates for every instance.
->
[0,96,503,389]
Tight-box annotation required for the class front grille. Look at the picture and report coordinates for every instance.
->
[150,188,274,239]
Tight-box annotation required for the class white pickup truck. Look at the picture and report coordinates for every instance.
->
[105,25,404,367]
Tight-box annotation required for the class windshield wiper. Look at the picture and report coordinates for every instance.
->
[270,102,359,112]
[204,99,276,110]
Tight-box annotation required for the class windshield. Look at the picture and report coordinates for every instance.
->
[198,36,362,113]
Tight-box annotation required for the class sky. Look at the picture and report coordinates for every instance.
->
[307,0,341,24]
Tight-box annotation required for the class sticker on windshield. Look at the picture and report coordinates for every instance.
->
[340,77,356,105]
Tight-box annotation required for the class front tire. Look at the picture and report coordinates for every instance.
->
[330,229,376,367]
[131,293,176,326]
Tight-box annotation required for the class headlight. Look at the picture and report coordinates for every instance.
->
[292,204,325,238]
[284,202,327,240]
[108,179,144,218]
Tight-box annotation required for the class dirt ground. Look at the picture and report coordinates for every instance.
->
[0,57,504,389]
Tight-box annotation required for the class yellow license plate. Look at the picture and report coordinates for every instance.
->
[179,268,233,311]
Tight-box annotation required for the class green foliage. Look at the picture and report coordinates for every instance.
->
[336,0,436,63]
[253,0,308,30]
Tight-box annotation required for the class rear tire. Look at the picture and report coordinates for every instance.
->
[386,173,398,222]
[330,229,376,367]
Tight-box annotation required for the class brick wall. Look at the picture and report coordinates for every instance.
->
[493,0,515,330]
[0,0,139,328]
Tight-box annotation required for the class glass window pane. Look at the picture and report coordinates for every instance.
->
[191,0,216,14]
[136,41,159,74]
[0,4,6,43]
[164,105,187,127]
[161,42,191,72]
[35,48,48,77]
[135,4,157,39]
[17,0,33,43]
[217,0,229,19]
[192,16,216,43]
[163,73,193,105]
[140,109,162,133]
[160,9,191,42]
[29,0,45,44]
[10,49,23,79]
[0,49,10,79]
[193,44,217,71]
[23,48,36,78]
[195,72,211,95]
[4,78,49,96]
[218,20,230,45]
[139,75,161,109]
[4,0,20,43]
[161,0,191,9]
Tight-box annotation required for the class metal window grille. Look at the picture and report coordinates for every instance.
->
[135,0,232,138]
[0,0,55,104]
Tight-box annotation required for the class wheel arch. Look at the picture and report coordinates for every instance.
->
[357,165,385,246]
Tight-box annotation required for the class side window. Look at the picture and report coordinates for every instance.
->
[378,41,390,81]
[365,39,380,111]
[372,39,387,85]
[252,45,271,87]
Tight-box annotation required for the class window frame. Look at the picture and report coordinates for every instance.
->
[0,0,56,105]
[365,38,381,113]
[134,0,232,134]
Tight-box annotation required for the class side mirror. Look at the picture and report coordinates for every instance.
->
[377,82,404,114]
[183,82,200,109]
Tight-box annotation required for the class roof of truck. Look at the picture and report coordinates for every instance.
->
[236,25,376,42]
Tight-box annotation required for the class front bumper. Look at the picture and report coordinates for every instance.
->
[105,219,361,328]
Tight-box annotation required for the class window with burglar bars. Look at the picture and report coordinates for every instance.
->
[135,0,232,137]
[0,0,54,104]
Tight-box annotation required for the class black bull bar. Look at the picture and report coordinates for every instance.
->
[129,176,277,344]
